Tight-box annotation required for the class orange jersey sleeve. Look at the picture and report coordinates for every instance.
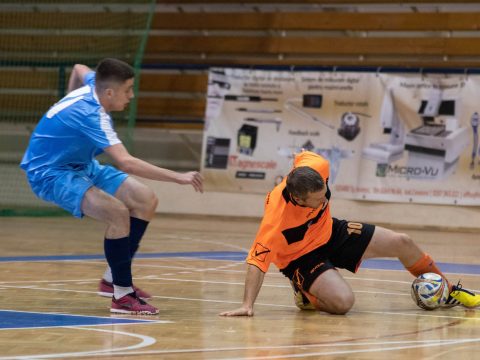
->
[247,151,333,272]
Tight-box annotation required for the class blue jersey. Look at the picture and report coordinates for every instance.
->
[20,72,121,182]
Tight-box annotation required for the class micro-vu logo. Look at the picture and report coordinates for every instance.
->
[376,164,439,179]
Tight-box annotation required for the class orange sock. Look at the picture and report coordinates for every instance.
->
[407,253,443,277]
[406,253,452,290]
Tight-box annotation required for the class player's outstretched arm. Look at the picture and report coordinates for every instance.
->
[220,264,265,317]
[105,143,203,192]
[67,64,92,93]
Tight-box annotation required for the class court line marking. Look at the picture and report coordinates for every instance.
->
[0,309,169,331]
[0,326,157,360]
[0,281,409,298]
[0,252,246,264]
[0,258,479,296]
[160,234,250,252]
[352,309,480,321]
[1,267,478,301]
[17,338,480,359]
[2,254,480,281]
[124,276,411,296]
[217,338,480,360]
[0,308,159,320]
[2,282,476,322]
[1,272,480,356]
[0,322,161,331]
[0,259,458,285]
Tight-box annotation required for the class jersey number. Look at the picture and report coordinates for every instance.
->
[346,222,363,236]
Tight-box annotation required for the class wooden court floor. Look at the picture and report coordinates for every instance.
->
[1,215,480,359]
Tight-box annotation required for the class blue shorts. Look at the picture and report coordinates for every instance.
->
[28,160,128,218]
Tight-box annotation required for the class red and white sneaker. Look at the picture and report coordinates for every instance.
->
[111,292,159,315]
[98,279,152,300]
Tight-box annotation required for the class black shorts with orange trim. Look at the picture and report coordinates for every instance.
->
[280,218,375,293]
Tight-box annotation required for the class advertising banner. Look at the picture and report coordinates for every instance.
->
[201,68,480,205]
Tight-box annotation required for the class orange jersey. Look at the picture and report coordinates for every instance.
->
[247,151,333,272]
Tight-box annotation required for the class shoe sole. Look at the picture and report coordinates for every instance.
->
[99,291,151,301]
[110,308,159,315]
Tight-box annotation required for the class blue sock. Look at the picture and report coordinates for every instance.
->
[104,236,132,287]
[130,217,149,257]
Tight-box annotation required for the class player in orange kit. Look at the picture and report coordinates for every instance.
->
[220,151,480,316]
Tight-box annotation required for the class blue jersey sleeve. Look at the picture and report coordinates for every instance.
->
[84,71,95,86]
[79,108,122,149]
[77,72,121,149]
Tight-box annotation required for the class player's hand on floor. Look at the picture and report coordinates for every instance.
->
[219,306,253,317]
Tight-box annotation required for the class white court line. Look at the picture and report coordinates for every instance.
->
[0,283,406,309]
[0,277,149,284]
[0,259,478,304]
[160,235,250,252]
[0,308,158,320]
[344,276,411,284]
[89,260,250,274]
[0,283,290,308]
[3,283,479,321]
[24,338,480,359]
[217,338,480,360]
[137,276,410,296]
[0,279,407,297]
[0,255,245,265]
[0,326,156,360]
[0,322,160,332]
[0,284,101,295]
[5,255,478,285]
[352,309,480,321]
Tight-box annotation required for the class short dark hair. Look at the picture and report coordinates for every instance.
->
[95,58,134,91]
[286,166,325,200]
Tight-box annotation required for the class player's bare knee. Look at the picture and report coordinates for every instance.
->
[136,186,158,215]
[314,289,355,315]
[330,292,355,314]
[147,191,158,213]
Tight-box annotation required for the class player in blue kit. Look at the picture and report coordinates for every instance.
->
[20,58,203,315]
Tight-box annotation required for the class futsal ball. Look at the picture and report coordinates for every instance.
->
[411,273,449,310]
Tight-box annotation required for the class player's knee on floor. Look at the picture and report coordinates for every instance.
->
[312,290,355,315]
[329,292,355,314]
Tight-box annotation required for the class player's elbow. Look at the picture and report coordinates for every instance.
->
[72,64,86,76]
